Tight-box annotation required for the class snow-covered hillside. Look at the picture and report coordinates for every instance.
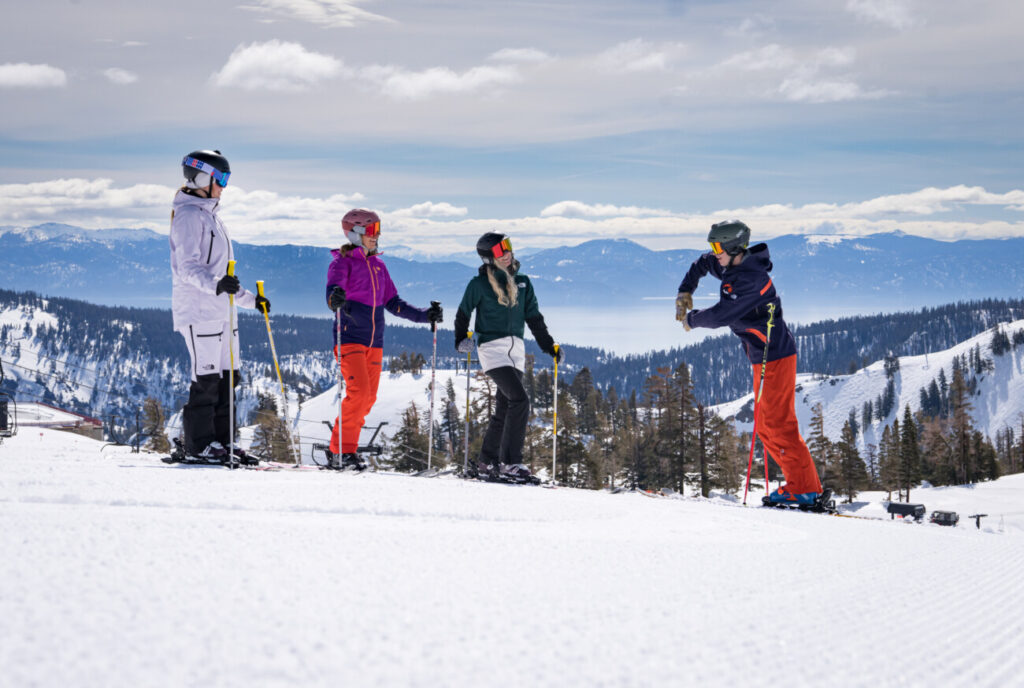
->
[715,319,1024,448]
[1,428,1022,687]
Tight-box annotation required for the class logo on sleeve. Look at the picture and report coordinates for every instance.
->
[723,283,737,300]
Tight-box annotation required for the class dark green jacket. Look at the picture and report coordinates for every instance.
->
[454,266,554,352]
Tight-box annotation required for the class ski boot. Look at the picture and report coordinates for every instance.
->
[763,486,836,513]
[227,445,259,466]
[341,453,367,471]
[499,463,540,485]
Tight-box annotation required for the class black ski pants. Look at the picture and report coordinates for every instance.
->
[182,371,239,455]
[480,366,529,465]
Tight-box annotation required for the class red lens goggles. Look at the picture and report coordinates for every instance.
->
[709,241,725,255]
[354,221,381,237]
[490,238,512,258]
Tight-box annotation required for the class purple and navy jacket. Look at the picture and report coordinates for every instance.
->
[326,246,429,348]
[678,243,797,365]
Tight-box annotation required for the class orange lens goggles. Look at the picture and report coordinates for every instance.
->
[490,238,513,258]
[709,241,724,255]
[356,221,381,237]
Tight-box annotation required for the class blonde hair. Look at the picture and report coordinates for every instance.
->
[486,264,518,307]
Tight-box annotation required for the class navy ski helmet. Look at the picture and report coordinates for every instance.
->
[707,220,750,256]
[342,208,381,246]
[182,150,230,189]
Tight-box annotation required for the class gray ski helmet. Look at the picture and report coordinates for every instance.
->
[476,232,510,264]
[342,208,381,246]
[707,220,750,256]
[182,150,230,188]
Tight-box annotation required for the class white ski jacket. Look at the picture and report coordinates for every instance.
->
[169,190,255,331]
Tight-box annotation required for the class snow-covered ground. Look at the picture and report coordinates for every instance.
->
[2,428,1023,687]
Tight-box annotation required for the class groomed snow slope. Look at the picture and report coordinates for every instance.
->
[2,429,1023,687]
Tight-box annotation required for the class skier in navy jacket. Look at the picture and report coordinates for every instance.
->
[677,220,822,504]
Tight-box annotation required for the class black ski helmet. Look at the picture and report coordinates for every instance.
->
[182,150,231,188]
[476,232,510,264]
[707,220,750,256]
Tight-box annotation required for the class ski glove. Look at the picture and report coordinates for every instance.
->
[456,337,473,354]
[328,286,346,312]
[426,302,443,324]
[216,274,240,296]
[675,292,693,322]
[255,295,271,314]
[544,344,564,364]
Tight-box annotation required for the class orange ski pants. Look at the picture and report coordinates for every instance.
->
[752,354,822,494]
[330,344,383,454]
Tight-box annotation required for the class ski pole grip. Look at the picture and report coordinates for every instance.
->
[430,300,441,331]
[227,260,236,277]
[257,280,265,298]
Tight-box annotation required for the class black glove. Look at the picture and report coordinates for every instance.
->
[216,274,240,295]
[426,301,443,324]
[544,344,563,364]
[255,295,271,314]
[328,286,346,312]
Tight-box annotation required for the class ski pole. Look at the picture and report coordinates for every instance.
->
[743,303,776,505]
[427,301,440,471]
[463,331,473,475]
[226,260,238,468]
[335,307,344,464]
[257,280,301,465]
[552,344,559,484]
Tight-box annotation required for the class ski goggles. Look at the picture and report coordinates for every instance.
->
[709,241,725,255]
[182,156,230,187]
[490,238,513,258]
[352,221,381,237]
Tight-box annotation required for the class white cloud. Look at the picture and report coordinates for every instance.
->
[724,15,776,39]
[596,39,686,74]
[721,44,797,72]
[540,201,673,218]
[3,180,1021,252]
[211,40,345,91]
[778,76,876,103]
[103,68,138,85]
[359,64,520,100]
[0,63,67,88]
[240,0,392,28]
[488,48,553,64]
[391,202,468,218]
[846,0,918,30]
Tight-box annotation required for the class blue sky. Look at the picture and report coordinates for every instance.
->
[1,0,1022,255]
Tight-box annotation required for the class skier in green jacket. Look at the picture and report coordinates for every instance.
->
[454,232,561,483]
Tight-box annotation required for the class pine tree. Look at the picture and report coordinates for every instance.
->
[391,402,428,472]
[806,402,831,487]
[835,420,868,502]
[877,422,899,500]
[251,393,291,462]
[141,397,170,454]
[899,406,921,501]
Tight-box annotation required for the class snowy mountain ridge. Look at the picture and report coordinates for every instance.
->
[714,319,1024,448]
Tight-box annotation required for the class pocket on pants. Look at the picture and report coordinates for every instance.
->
[186,320,225,380]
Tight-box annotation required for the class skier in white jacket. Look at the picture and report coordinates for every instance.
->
[169,150,268,460]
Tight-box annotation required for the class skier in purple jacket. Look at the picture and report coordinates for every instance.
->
[324,209,443,469]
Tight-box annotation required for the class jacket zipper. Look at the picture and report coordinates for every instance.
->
[206,230,215,264]
[364,251,378,347]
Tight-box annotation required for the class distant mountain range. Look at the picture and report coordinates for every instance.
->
[3,223,1024,319]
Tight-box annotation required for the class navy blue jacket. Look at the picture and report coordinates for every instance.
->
[678,243,797,364]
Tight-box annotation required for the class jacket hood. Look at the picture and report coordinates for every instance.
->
[738,242,772,273]
[173,189,220,215]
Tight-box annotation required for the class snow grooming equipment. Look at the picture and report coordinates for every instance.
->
[552,343,560,485]
[257,280,301,466]
[427,301,440,471]
[742,303,775,505]
[226,260,239,470]
[463,331,473,475]
[0,357,17,444]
